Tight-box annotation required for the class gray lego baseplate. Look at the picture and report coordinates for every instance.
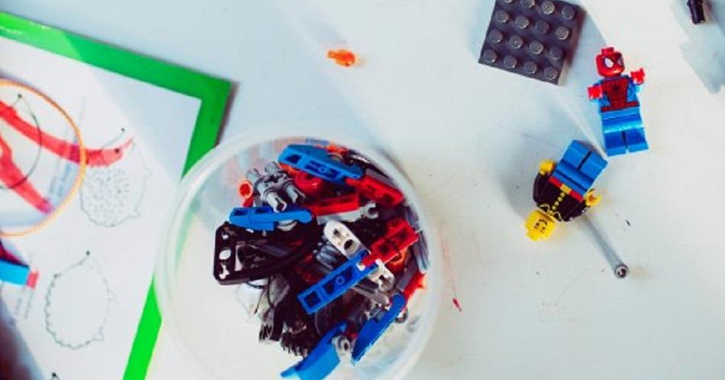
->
[478,0,584,84]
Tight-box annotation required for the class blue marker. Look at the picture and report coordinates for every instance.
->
[0,260,31,286]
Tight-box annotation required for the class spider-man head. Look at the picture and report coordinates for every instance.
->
[595,47,625,77]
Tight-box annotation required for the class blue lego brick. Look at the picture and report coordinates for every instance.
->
[552,141,607,194]
[297,250,377,315]
[0,259,30,286]
[351,294,406,363]
[279,145,363,184]
[228,206,312,231]
[560,140,589,167]
[578,149,608,180]
[478,0,585,84]
[552,166,589,194]
[281,322,347,380]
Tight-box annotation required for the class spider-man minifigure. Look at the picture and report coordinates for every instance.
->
[588,47,648,156]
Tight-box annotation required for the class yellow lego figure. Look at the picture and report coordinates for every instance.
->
[525,141,607,241]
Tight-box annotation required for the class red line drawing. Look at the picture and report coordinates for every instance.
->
[0,100,132,213]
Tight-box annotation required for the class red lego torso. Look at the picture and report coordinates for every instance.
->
[600,76,639,112]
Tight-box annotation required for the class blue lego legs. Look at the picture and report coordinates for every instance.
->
[600,107,648,156]
[624,127,649,153]
[551,141,608,195]
[603,131,627,156]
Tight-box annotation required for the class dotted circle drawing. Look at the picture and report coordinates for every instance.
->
[44,252,113,349]
[79,142,151,227]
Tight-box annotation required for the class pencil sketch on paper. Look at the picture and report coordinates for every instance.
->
[44,251,114,349]
[79,129,152,228]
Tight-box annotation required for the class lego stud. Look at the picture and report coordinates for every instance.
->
[327,49,357,67]
[503,55,518,69]
[561,5,576,20]
[529,40,544,55]
[520,0,535,9]
[494,10,510,23]
[543,67,559,81]
[555,26,570,40]
[548,46,564,61]
[508,35,524,49]
[488,29,504,44]
[523,61,538,75]
[541,0,555,14]
[534,20,550,35]
[482,49,498,64]
[514,15,530,29]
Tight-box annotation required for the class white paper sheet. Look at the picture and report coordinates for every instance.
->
[0,35,201,380]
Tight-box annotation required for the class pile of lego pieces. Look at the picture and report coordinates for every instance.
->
[212,143,429,380]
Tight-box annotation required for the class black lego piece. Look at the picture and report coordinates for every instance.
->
[478,0,584,84]
[687,0,706,24]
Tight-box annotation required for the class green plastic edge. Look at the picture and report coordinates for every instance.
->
[0,12,231,380]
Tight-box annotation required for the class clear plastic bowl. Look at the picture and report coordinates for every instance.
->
[155,132,442,380]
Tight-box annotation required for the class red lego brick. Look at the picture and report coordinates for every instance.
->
[362,218,418,267]
[402,271,425,301]
[345,175,403,208]
[308,193,360,216]
[386,247,408,274]
[294,171,325,197]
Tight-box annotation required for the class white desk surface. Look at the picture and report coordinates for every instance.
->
[3,0,725,379]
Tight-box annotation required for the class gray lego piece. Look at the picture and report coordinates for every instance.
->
[478,0,584,84]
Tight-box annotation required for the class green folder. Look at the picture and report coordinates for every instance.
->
[0,12,231,380]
